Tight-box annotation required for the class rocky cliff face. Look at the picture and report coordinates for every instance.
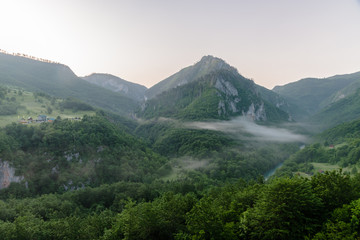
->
[215,77,241,116]
[82,73,147,102]
[0,159,23,189]
[243,102,267,121]
[215,75,267,121]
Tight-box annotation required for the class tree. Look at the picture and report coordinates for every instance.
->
[240,177,323,240]
[311,170,354,214]
[105,193,196,240]
[313,198,360,239]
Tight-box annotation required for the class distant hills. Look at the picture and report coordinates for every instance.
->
[309,88,360,129]
[0,52,137,115]
[273,71,360,129]
[82,73,147,102]
[2,50,360,128]
[0,53,291,123]
[273,72,360,118]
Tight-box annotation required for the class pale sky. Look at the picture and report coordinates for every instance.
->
[1,0,360,89]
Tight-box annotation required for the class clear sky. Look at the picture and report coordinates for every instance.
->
[1,0,360,89]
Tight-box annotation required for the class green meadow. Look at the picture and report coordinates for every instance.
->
[0,87,95,127]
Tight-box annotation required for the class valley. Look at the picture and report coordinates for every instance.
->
[1,52,360,239]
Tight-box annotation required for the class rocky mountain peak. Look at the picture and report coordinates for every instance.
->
[145,55,239,99]
[197,55,238,74]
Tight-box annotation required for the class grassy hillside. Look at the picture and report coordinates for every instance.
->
[0,52,138,115]
[0,87,95,127]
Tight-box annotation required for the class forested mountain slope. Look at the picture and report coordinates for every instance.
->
[256,85,306,121]
[309,88,360,130]
[139,69,290,122]
[273,71,360,117]
[275,115,360,179]
[0,115,169,194]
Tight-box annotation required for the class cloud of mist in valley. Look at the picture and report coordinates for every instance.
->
[185,117,307,143]
[176,157,209,170]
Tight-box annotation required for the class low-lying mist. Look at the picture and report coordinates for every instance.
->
[185,117,307,143]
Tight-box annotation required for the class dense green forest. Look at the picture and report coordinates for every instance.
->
[1,169,360,239]
[0,112,297,196]
[0,110,307,239]
[3,110,360,239]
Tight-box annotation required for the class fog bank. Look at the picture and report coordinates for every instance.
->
[186,117,307,143]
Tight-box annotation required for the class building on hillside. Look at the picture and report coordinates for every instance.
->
[37,115,47,122]
[47,117,56,122]
[19,118,28,124]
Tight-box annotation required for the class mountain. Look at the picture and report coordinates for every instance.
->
[256,85,306,121]
[0,52,137,115]
[316,118,360,144]
[273,71,360,117]
[310,88,360,130]
[145,55,238,99]
[82,73,147,101]
[138,69,290,122]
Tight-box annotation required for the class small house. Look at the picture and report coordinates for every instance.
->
[37,115,47,122]
[19,118,28,124]
[47,117,56,123]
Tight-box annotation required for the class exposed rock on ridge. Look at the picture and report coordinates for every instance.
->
[0,159,23,189]
[82,73,147,102]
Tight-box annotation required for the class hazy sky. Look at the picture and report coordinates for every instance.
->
[1,0,360,89]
